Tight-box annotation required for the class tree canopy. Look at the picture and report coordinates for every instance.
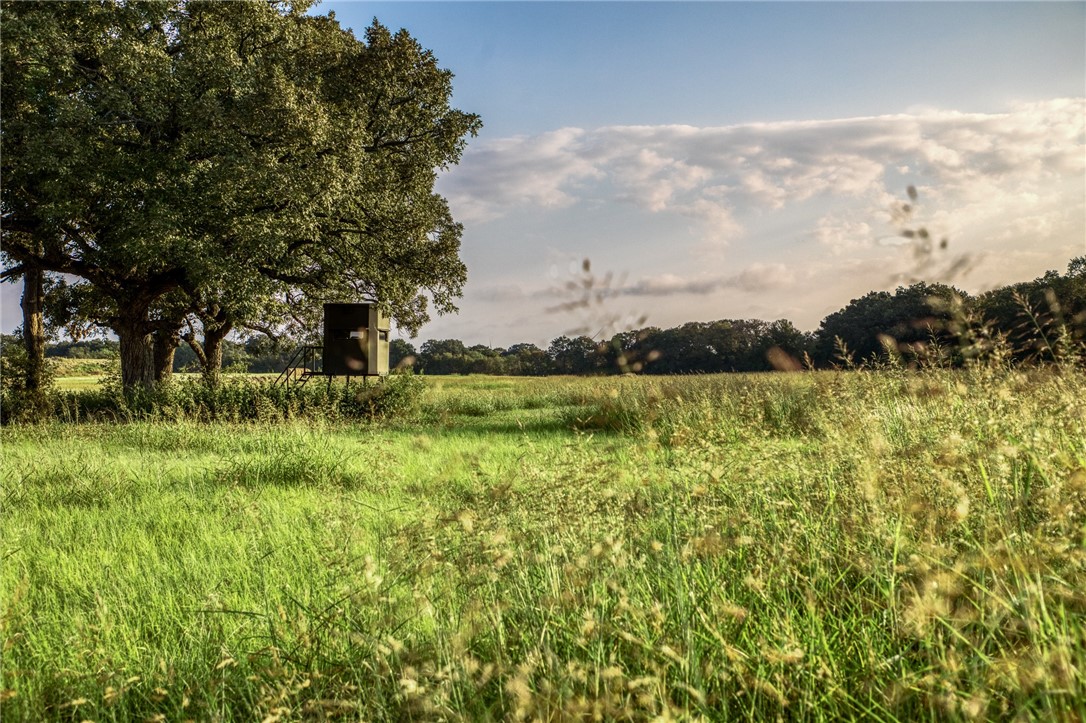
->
[815,282,969,365]
[975,258,1085,362]
[1,0,480,389]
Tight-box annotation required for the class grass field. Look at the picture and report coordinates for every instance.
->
[2,368,1084,720]
[49,367,276,392]
[48,357,116,381]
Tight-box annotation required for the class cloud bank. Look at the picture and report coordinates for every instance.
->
[442,98,1085,251]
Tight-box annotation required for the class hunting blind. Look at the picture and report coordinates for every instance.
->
[276,302,390,386]
[323,303,390,376]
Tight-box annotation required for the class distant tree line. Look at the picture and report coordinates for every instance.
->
[401,259,1084,375]
[7,257,1082,378]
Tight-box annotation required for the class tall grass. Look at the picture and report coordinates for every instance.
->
[2,372,425,425]
[2,366,1084,720]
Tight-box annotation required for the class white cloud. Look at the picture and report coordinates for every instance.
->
[814,214,876,255]
[443,127,604,223]
[440,98,1085,257]
[620,273,718,297]
[616,262,797,297]
[470,284,527,303]
[429,99,1083,343]
[730,262,798,293]
[673,198,743,244]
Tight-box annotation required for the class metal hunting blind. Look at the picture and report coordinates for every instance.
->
[274,302,390,387]
[322,303,390,377]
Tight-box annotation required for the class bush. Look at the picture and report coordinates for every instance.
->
[343,372,426,420]
[1,336,58,423]
[4,373,426,425]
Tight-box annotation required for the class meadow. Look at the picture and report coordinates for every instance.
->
[1,367,1084,721]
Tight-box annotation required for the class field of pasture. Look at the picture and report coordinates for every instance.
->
[2,368,1084,721]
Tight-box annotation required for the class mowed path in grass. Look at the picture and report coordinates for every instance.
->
[2,370,1084,720]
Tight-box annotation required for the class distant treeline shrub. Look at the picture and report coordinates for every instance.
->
[44,338,120,359]
[13,257,1084,379]
[408,259,1084,375]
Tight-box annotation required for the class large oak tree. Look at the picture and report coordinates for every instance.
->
[1,0,479,389]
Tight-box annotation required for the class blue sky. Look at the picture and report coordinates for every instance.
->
[325,1,1085,348]
[3,2,1084,347]
[344,2,1082,135]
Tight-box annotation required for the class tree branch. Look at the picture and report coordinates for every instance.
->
[239,321,281,344]
[0,265,26,282]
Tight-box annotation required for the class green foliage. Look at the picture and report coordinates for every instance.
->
[4,373,425,424]
[547,335,605,375]
[0,333,56,422]
[622,319,810,374]
[344,372,426,420]
[234,335,298,374]
[44,338,119,359]
[1,1,480,388]
[975,257,1086,363]
[814,282,968,365]
[502,342,551,376]
[388,338,417,371]
[49,356,114,378]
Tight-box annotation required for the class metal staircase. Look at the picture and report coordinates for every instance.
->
[274,345,323,387]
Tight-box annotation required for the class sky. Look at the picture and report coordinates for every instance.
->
[3,1,1084,348]
[333,0,1086,348]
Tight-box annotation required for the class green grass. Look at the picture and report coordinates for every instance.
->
[2,368,1084,720]
[49,357,116,380]
[53,372,274,392]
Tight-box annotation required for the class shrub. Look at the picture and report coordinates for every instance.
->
[4,373,426,425]
[1,338,58,424]
[343,372,426,420]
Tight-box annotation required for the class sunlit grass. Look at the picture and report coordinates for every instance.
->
[2,368,1084,720]
[53,372,282,392]
[51,375,103,390]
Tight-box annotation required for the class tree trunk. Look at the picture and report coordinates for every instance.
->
[182,318,232,388]
[116,312,155,390]
[201,321,231,388]
[153,328,181,383]
[20,266,47,392]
